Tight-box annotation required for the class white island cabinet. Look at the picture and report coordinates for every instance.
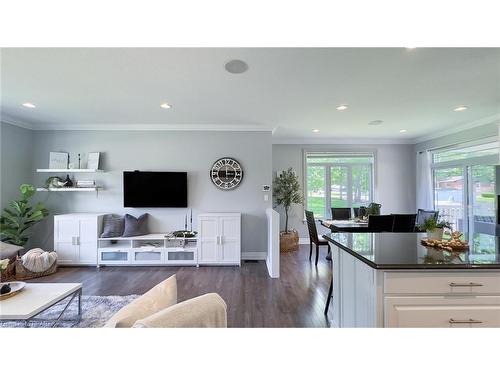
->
[326,232,500,328]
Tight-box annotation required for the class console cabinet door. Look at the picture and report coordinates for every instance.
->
[219,216,241,264]
[54,218,80,263]
[78,218,98,263]
[198,216,219,264]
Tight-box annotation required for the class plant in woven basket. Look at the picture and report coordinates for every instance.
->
[273,168,303,233]
[0,184,49,246]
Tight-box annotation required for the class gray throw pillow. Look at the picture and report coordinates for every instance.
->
[0,241,24,260]
[100,215,125,238]
[123,213,149,237]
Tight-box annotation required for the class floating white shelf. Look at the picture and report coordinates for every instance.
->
[36,169,103,173]
[36,187,100,192]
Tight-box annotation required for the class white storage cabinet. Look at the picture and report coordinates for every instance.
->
[54,214,106,266]
[198,213,241,266]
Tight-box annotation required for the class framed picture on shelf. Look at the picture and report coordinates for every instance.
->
[49,152,69,169]
[87,152,100,170]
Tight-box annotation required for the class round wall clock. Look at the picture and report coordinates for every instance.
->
[210,157,243,190]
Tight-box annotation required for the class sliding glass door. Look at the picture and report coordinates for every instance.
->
[469,165,496,234]
[433,167,465,231]
[330,166,349,208]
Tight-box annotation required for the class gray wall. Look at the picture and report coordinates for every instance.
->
[29,130,272,254]
[0,122,34,208]
[272,143,416,238]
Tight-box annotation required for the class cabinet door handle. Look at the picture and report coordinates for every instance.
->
[449,318,483,324]
[449,282,483,287]
[220,236,223,245]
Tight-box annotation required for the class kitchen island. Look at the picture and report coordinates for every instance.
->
[323,232,500,327]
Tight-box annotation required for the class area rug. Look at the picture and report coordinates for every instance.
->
[0,295,139,328]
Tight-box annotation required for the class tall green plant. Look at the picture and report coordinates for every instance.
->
[0,184,49,246]
[273,168,303,233]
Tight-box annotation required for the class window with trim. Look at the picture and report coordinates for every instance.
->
[431,139,499,232]
[305,152,375,219]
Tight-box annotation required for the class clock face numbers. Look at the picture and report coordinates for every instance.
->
[210,158,243,190]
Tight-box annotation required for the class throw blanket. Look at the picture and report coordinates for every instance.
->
[21,248,57,273]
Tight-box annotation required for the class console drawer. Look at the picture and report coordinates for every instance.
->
[384,272,500,294]
[385,296,500,328]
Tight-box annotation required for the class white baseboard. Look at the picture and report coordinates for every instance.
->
[241,251,267,260]
[299,237,310,245]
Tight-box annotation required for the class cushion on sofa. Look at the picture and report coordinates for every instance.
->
[104,275,177,328]
[0,241,24,261]
[132,293,227,328]
[100,214,125,238]
[122,213,148,237]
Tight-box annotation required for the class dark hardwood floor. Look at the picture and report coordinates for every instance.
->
[34,245,333,328]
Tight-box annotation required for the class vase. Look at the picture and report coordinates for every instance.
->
[426,228,444,240]
[280,230,299,252]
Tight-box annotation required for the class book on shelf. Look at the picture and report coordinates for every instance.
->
[76,180,96,187]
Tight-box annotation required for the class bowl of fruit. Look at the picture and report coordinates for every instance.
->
[0,281,26,300]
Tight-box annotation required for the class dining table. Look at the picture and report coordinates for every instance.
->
[320,219,370,232]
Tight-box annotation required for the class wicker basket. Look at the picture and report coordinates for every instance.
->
[280,230,299,252]
[0,260,17,282]
[14,256,58,281]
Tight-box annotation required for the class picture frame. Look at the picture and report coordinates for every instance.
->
[87,152,100,170]
[49,152,69,169]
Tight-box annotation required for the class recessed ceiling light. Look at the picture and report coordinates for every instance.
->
[160,103,172,109]
[368,120,383,126]
[399,129,407,133]
[406,47,417,49]
[224,59,249,74]
[22,102,36,108]
[312,129,320,133]
[454,106,468,112]
[336,104,348,111]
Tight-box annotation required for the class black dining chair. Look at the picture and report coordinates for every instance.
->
[324,277,333,315]
[305,210,331,266]
[391,214,417,232]
[331,207,351,220]
[367,215,394,232]
[353,207,360,218]
[416,209,439,226]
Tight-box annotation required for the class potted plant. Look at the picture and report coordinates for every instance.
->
[0,184,49,246]
[418,216,452,240]
[273,168,303,252]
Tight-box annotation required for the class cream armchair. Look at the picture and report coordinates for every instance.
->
[105,275,227,328]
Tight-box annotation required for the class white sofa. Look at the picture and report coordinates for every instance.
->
[105,275,227,328]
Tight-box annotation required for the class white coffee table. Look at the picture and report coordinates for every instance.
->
[0,283,82,327]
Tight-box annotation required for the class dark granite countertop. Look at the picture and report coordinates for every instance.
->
[323,232,500,270]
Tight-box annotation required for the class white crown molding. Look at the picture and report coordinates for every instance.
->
[27,123,276,132]
[272,137,414,145]
[0,114,35,130]
[412,113,500,144]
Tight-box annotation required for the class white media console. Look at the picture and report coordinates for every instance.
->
[54,213,241,267]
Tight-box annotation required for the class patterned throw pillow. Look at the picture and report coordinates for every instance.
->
[122,213,149,237]
[100,215,125,238]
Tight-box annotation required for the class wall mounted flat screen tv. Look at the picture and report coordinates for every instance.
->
[123,171,188,207]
